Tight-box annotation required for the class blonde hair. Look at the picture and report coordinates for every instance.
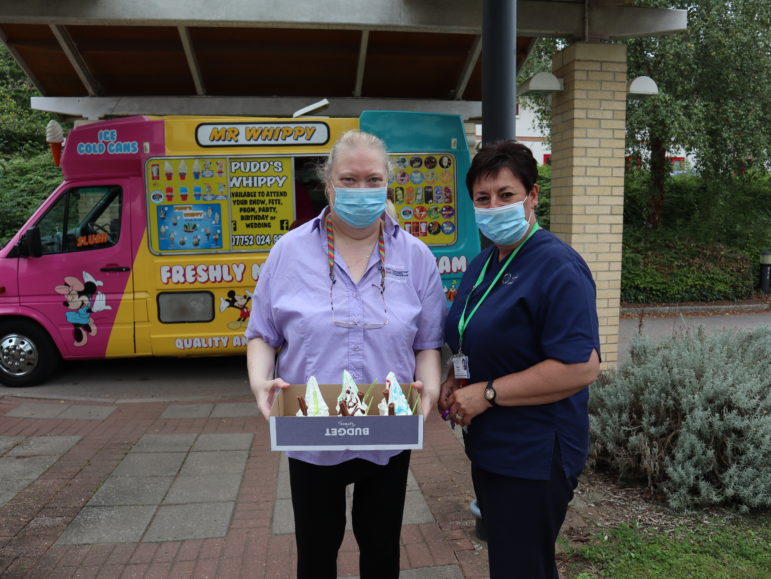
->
[385,199,398,220]
[321,130,393,185]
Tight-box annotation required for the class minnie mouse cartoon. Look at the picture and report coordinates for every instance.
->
[54,271,112,346]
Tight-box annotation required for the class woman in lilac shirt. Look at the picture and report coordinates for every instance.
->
[246,130,446,578]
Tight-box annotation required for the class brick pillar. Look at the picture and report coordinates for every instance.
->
[549,43,627,368]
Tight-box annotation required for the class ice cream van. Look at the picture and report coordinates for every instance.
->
[0,111,479,386]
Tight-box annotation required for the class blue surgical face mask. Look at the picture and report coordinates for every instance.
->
[333,187,387,228]
[474,198,531,246]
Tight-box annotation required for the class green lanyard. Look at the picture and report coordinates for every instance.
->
[457,223,540,353]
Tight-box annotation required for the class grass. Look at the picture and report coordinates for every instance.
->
[565,518,771,578]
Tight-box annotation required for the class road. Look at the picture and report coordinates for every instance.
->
[1,310,768,402]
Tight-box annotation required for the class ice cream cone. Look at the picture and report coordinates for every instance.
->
[49,142,62,166]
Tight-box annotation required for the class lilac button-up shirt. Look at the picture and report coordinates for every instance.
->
[246,208,447,465]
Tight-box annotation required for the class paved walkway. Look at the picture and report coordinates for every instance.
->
[1,306,768,577]
[0,397,486,578]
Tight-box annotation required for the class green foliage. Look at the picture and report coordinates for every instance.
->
[589,326,771,511]
[621,170,770,302]
[626,0,771,180]
[517,1,771,232]
[0,44,52,157]
[570,522,771,578]
[625,171,771,250]
[621,234,755,302]
[535,163,551,230]
[516,37,567,140]
[0,152,63,246]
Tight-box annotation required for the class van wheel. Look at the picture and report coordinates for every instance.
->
[0,321,60,387]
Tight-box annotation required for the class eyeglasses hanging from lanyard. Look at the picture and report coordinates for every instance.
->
[452,223,540,379]
[326,214,388,328]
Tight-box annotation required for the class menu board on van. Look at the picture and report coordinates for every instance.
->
[389,153,457,246]
[145,156,295,254]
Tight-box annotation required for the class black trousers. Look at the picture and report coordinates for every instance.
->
[288,450,411,579]
[471,443,577,579]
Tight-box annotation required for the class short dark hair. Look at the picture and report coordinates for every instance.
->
[465,140,538,197]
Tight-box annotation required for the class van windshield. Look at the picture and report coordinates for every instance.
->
[36,186,122,254]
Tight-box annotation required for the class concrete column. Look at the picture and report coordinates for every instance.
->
[550,42,627,368]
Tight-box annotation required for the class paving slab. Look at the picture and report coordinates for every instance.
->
[131,433,197,453]
[178,450,248,476]
[142,502,234,542]
[0,454,59,479]
[0,478,34,507]
[0,436,24,454]
[57,505,157,544]
[5,402,68,418]
[210,402,259,418]
[87,476,174,506]
[191,433,253,452]
[401,566,465,579]
[57,405,116,420]
[112,452,186,477]
[0,490,19,507]
[273,497,296,535]
[160,403,214,419]
[163,473,242,504]
[403,487,434,524]
[6,435,80,457]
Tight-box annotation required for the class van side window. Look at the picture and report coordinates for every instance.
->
[36,186,122,255]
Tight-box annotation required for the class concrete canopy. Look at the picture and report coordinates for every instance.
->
[0,0,686,120]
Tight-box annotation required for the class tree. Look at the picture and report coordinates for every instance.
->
[519,0,771,230]
[0,43,51,157]
[625,0,770,228]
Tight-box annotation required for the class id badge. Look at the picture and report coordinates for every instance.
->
[452,354,470,379]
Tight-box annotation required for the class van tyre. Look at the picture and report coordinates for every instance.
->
[0,320,60,387]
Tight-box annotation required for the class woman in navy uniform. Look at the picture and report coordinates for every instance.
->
[439,141,600,578]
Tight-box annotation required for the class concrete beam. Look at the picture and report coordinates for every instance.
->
[30,95,483,121]
[49,24,101,96]
[0,0,687,38]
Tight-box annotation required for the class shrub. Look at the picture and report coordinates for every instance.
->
[0,152,63,246]
[621,170,770,302]
[589,325,771,512]
[621,234,755,302]
[535,163,551,230]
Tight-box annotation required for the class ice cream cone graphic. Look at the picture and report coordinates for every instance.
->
[48,142,62,166]
[46,120,64,166]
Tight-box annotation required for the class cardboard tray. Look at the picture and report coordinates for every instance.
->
[269,383,423,451]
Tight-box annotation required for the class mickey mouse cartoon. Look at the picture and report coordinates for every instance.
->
[54,271,112,346]
[219,290,252,330]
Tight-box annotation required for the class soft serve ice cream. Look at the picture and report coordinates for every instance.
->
[296,376,330,417]
[378,372,412,416]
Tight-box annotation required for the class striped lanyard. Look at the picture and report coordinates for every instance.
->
[326,214,386,293]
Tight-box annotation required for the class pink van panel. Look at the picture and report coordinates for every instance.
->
[61,117,165,180]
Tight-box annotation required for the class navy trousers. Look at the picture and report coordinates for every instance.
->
[471,443,577,578]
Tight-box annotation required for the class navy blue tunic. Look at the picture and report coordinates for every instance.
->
[445,228,600,480]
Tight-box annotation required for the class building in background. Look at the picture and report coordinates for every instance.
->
[467,104,693,172]
[465,104,550,164]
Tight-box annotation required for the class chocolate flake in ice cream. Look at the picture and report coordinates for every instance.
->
[337,370,368,416]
